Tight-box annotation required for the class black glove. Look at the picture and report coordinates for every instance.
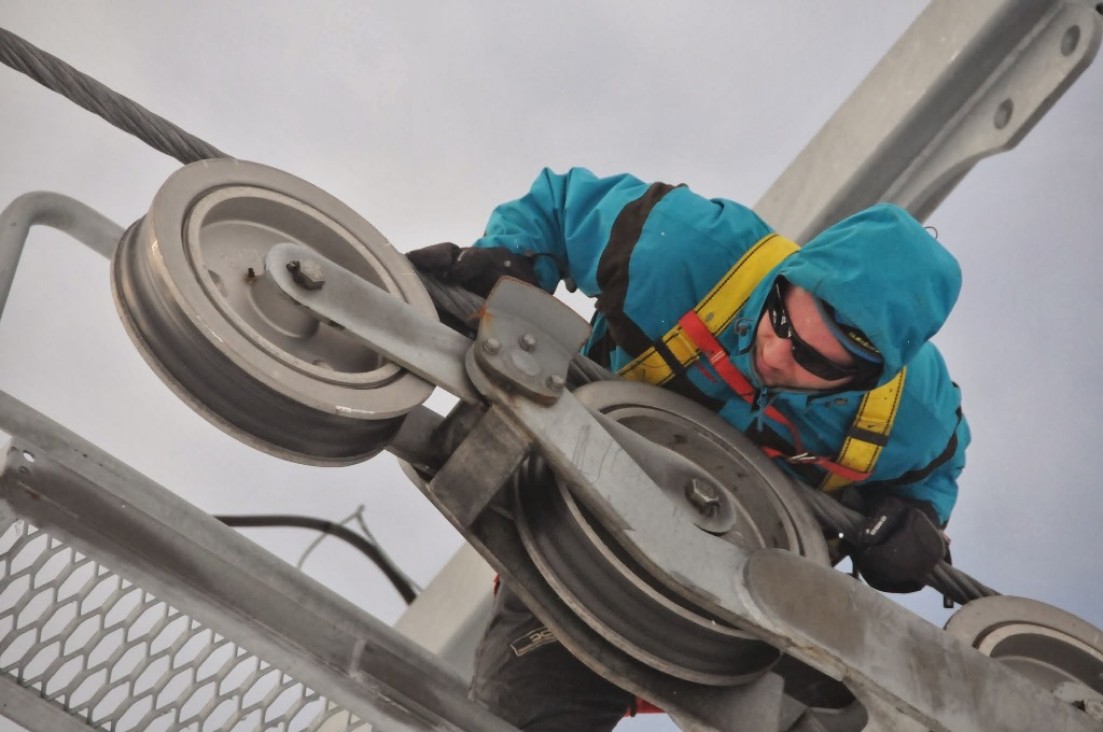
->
[849,495,947,594]
[406,243,541,298]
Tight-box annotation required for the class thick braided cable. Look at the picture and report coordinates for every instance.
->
[0,27,228,163]
[792,480,999,604]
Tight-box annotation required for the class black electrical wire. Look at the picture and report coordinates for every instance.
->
[216,514,419,605]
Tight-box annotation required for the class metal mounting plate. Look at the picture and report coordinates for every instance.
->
[474,277,591,404]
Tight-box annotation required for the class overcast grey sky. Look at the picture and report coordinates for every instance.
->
[2,3,1102,731]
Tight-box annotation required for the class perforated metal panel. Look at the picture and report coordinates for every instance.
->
[1,517,368,731]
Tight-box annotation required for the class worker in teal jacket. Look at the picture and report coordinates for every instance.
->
[409,166,970,731]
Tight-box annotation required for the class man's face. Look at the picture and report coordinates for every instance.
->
[753,283,855,390]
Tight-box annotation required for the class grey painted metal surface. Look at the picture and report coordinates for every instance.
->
[111,159,436,466]
[508,379,831,687]
[263,242,478,407]
[571,382,829,564]
[0,192,123,319]
[756,0,1103,241]
[0,389,519,732]
[407,398,799,731]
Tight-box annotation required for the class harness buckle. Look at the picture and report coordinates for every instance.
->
[787,452,820,465]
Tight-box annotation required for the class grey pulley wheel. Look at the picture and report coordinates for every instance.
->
[514,380,830,686]
[945,596,1103,715]
[112,159,436,465]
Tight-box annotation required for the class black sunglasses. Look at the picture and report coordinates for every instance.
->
[764,281,858,382]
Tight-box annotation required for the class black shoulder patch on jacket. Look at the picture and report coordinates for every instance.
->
[595,182,681,356]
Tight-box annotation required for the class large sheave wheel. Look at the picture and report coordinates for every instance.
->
[112,159,435,465]
[514,380,830,686]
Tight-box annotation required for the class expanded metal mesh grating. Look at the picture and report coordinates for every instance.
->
[0,517,370,731]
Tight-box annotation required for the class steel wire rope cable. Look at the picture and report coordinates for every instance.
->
[0,25,992,605]
[788,481,998,603]
[0,27,227,163]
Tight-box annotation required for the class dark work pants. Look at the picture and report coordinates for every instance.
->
[469,583,635,731]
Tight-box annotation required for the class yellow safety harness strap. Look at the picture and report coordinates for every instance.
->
[820,369,907,493]
[618,233,799,385]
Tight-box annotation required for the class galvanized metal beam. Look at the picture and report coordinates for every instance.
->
[756,0,1103,240]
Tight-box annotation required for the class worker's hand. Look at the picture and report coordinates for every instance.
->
[850,495,947,593]
[406,243,540,297]
[406,242,461,281]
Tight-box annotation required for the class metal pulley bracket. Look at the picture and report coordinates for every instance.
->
[472,278,591,404]
[574,383,829,553]
[463,360,1103,731]
[263,241,479,405]
[112,159,437,465]
[497,381,835,688]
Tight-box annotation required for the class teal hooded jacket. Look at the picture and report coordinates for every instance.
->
[471,167,969,523]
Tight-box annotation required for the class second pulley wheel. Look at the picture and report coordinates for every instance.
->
[945,595,1103,718]
[112,159,436,465]
[514,381,829,686]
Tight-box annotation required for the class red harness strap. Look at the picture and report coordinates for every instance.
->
[676,311,871,483]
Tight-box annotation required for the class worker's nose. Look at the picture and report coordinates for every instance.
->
[759,329,791,372]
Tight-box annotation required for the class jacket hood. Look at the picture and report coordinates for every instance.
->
[759,204,961,383]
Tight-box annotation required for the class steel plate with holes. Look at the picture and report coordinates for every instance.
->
[112,159,435,465]
[513,381,829,686]
[945,596,1103,716]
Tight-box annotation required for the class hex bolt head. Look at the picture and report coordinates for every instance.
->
[684,478,722,518]
[286,259,326,290]
[482,337,502,355]
[546,374,566,392]
[519,333,537,351]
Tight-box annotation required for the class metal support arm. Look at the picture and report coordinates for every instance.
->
[756,0,1103,240]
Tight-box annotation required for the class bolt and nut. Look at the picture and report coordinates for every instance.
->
[482,337,503,355]
[286,259,326,290]
[684,478,723,518]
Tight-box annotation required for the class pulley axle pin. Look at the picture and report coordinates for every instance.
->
[684,477,723,518]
